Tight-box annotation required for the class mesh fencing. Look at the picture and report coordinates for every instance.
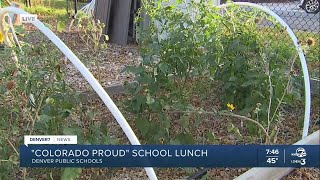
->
[226,0,320,32]
[221,0,319,78]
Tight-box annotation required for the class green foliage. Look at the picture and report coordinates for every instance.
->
[75,13,109,51]
[57,21,67,32]
[61,168,82,180]
[74,13,108,82]
[301,36,320,78]
[0,38,73,177]
[0,29,115,178]
[124,0,304,144]
[24,5,68,20]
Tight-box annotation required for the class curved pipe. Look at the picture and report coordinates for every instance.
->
[235,130,320,180]
[74,0,95,18]
[0,7,158,180]
[217,2,311,138]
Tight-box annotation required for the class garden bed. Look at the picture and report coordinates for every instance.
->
[19,27,319,179]
[2,2,319,179]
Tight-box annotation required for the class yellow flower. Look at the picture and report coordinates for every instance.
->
[227,103,236,111]
[306,37,316,46]
[0,32,5,43]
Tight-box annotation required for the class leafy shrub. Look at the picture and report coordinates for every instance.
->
[0,35,73,177]
[73,12,109,82]
[124,0,304,144]
[0,30,113,179]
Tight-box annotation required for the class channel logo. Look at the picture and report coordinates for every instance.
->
[24,135,77,146]
[291,147,307,158]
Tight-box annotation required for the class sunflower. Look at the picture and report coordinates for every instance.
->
[306,37,316,46]
[0,31,5,44]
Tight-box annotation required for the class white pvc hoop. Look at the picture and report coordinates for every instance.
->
[74,0,95,18]
[0,7,158,180]
[217,2,311,138]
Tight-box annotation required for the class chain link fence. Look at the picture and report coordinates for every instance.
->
[221,0,319,79]
[225,0,320,32]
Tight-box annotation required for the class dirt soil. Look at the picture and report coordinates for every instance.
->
[20,23,320,180]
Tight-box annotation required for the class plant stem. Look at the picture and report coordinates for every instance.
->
[169,110,270,144]
[270,55,297,125]
[256,110,263,144]
[7,139,19,155]
[218,112,270,144]
[30,87,48,135]
[267,72,272,134]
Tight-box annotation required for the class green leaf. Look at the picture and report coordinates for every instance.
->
[234,127,243,139]
[14,25,25,35]
[136,117,150,136]
[121,66,144,74]
[149,101,162,112]
[200,173,210,180]
[0,85,5,94]
[175,133,195,144]
[227,123,235,132]
[177,0,183,4]
[169,139,181,145]
[134,94,146,112]
[57,21,66,32]
[146,94,155,105]
[45,97,55,104]
[60,109,72,118]
[39,114,52,122]
[247,122,258,135]
[61,168,82,180]
[269,128,277,141]
[241,80,260,87]
[207,132,216,143]
[103,134,119,145]
[229,76,237,82]
[63,127,82,137]
[158,63,169,73]
[179,116,189,129]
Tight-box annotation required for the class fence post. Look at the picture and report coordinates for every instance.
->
[108,0,132,45]
[94,0,112,34]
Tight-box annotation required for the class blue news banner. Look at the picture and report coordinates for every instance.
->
[20,145,319,168]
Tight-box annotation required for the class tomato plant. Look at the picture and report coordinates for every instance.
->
[124,0,304,144]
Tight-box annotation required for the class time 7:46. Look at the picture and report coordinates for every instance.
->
[266,149,279,154]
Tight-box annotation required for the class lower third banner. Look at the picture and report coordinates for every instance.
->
[20,145,320,168]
